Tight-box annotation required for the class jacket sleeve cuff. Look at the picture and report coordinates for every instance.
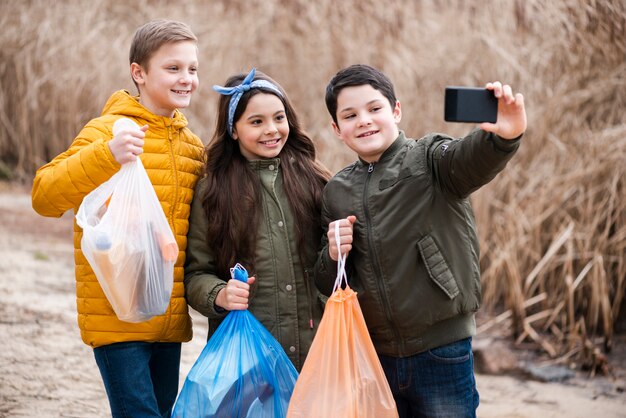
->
[206,283,228,317]
[491,132,523,153]
[314,247,338,296]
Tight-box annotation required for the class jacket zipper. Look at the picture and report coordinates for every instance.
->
[161,126,178,338]
[167,126,179,228]
[363,162,402,347]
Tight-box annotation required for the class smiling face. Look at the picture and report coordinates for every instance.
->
[232,92,289,160]
[332,84,401,163]
[131,40,199,117]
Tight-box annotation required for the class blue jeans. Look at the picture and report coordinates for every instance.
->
[94,341,181,418]
[379,337,479,418]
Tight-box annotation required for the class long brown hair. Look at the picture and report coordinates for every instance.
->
[201,70,330,279]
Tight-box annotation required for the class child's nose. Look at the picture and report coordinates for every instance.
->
[265,122,278,135]
[357,113,372,127]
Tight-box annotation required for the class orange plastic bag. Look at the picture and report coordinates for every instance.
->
[287,224,398,418]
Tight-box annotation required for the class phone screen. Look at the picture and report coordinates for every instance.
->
[444,87,497,123]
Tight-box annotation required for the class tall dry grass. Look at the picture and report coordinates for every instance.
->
[1,0,625,371]
[472,0,626,373]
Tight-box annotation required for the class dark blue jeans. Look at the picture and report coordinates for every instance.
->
[94,341,181,418]
[379,337,479,418]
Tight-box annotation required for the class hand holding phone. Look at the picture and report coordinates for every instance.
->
[444,87,498,123]
[484,82,527,139]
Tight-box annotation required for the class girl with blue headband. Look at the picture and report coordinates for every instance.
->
[184,68,330,370]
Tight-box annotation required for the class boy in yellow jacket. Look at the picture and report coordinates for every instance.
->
[31,20,204,418]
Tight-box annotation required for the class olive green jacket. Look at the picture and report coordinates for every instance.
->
[315,130,521,357]
[185,158,323,370]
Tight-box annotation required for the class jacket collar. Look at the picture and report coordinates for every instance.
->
[357,130,407,167]
[248,157,281,170]
[101,90,189,131]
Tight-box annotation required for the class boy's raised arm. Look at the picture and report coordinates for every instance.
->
[32,123,121,217]
[429,82,526,198]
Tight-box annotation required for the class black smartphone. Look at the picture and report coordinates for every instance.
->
[444,86,498,123]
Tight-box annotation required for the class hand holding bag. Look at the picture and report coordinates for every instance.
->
[173,264,299,418]
[76,118,177,323]
[287,223,398,418]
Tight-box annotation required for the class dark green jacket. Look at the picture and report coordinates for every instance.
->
[185,158,323,370]
[315,130,521,357]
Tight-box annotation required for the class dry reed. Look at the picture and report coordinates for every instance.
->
[1,0,624,372]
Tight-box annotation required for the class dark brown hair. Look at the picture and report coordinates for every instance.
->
[201,70,330,279]
[325,64,397,124]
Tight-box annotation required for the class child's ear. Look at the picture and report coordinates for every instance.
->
[130,63,146,85]
[331,121,342,138]
[393,100,402,124]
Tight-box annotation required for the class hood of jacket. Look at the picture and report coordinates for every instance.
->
[101,90,189,131]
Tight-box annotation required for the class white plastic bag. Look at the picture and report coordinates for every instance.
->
[76,118,178,323]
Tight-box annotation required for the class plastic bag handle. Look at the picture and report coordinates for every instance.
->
[76,118,144,230]
[113,117,141,137]
[111,118,152,193]
[112,118,144,169]
[230,263,249,283]
[332,222,348,293]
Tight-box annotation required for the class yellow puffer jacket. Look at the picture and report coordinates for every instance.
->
[32,90,205,347]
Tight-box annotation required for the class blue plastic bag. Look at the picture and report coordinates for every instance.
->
[173,264,299,418]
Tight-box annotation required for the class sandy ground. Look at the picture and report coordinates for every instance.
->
[1,182,624,418]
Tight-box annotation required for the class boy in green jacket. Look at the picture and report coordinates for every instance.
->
[314,64,526,417]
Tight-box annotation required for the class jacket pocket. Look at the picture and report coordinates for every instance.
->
[379,167,412,190]
[303,268,319,328]
[417,235,460,299]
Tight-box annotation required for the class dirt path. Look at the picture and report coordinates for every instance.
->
[1,183,624,417]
